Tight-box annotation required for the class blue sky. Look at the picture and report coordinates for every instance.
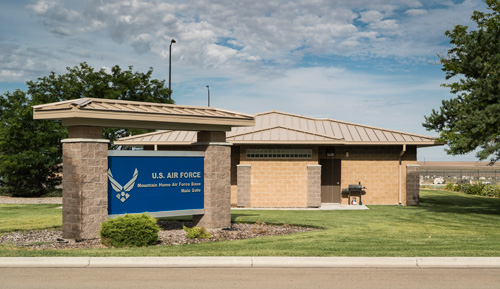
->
[0,0,489,161]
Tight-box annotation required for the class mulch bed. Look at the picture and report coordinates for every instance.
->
[0,221,317,250]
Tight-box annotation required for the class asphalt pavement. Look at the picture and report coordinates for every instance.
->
[1,267,499,289]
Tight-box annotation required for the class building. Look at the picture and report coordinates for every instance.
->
[114,111,440,207]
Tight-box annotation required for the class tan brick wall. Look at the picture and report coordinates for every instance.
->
[239,145,318,207]
[241,160,316,207]
[231,144,417,207]
[230,185,238,206]
[307,165,321,207]
[332,146,417,205]
[236,164,251,207]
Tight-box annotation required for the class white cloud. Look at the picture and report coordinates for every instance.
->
[0,70,24,79]
[26,0,57,14]
[405,9,427,16]
[359,10,384,23]
[370,19,399,31]
[22,0,438,70]
[2,0,486,83]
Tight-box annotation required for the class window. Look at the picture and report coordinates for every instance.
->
[246,149,312,159]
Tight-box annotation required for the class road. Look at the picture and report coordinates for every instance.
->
[1,267,499,289]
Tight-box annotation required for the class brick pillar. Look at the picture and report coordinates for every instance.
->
[61,126,109,240]
[237,164,251,207]
[307,165,321,208]
[192,131,231,228]
[406,164,420,206]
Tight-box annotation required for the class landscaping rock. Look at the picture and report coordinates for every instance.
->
[0,221,316,250]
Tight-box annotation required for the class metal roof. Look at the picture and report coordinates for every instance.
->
[115,110,439,146]
[33,98,255,131]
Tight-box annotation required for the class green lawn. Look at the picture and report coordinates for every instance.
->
[1,190,500,257]
[0,204,62,233]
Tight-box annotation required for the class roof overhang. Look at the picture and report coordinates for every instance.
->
[229,141,440,146]
[110,110,443,147]
[33,98,255,131]
[115,139,440,147]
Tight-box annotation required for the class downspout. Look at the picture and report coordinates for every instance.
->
[399,144,406,206]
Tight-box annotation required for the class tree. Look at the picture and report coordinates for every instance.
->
[28,62,174,143]
[423,0,500,163]
[0,90,64,197]
[0,63,173,196]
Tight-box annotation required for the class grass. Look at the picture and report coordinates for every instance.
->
[1,190,500,257]
[0,204,62,233]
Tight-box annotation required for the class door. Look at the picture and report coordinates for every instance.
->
[320,159,341,203]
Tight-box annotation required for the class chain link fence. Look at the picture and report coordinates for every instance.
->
[420,169,500,184]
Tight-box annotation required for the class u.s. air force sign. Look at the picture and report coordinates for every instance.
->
[107,151,204,218]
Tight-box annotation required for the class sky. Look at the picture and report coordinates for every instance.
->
[0,0,490,161]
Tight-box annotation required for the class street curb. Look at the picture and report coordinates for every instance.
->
[1,257,500,268]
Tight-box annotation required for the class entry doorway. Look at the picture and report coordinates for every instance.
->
[320,159,341,203]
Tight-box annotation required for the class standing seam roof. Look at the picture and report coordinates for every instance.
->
[114,110,439,146]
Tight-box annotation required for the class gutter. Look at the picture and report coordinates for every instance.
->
[399,144,406,205]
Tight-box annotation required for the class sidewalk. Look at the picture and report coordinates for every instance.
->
[1,257,499,268]
[232,203,369,211]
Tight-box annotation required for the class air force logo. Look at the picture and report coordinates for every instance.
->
[107,168,138,202]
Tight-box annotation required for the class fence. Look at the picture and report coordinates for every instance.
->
[420,169,500,184]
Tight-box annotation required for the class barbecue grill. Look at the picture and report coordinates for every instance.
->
[341,182,366,205]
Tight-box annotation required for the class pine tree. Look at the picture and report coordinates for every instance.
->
[424,0,500,162]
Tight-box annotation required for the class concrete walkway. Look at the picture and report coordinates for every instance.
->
[0,257,499,268]
[232,203,369,211]
[0,198,369,210]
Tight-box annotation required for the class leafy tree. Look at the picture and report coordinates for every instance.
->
[423,0,500,163]
[28,62,174,143]
[0,63,173,196]
[0,90,64,197]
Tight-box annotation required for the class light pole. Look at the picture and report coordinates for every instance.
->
[206,85,210,107]
[168,39,176,101]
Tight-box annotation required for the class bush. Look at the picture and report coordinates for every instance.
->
[100,214,160,248]
[483,185,500,197]
[460,183,485,195]
[453,182,500,198]
[443,183,455,191]
[452,184,462,192]
[468,183,485,195]
[183,225,212,239]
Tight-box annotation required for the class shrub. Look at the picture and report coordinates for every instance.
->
[458,183,469,193]
[183,225,212,239]
[443,183,455,191]
[482,185,500,197]
[452,184,462,192]
[470,183,486,195]
[100,214,160,248]
[460,183,485,195]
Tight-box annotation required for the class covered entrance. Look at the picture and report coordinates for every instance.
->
[32,98,254,240]
[320,158,341,203]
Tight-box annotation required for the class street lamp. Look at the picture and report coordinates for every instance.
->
[168,39,176,100]
[206,85,210,107]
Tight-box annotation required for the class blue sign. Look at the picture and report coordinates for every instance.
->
[107,151,204,217]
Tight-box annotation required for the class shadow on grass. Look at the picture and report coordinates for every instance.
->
[420,190,500,216]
